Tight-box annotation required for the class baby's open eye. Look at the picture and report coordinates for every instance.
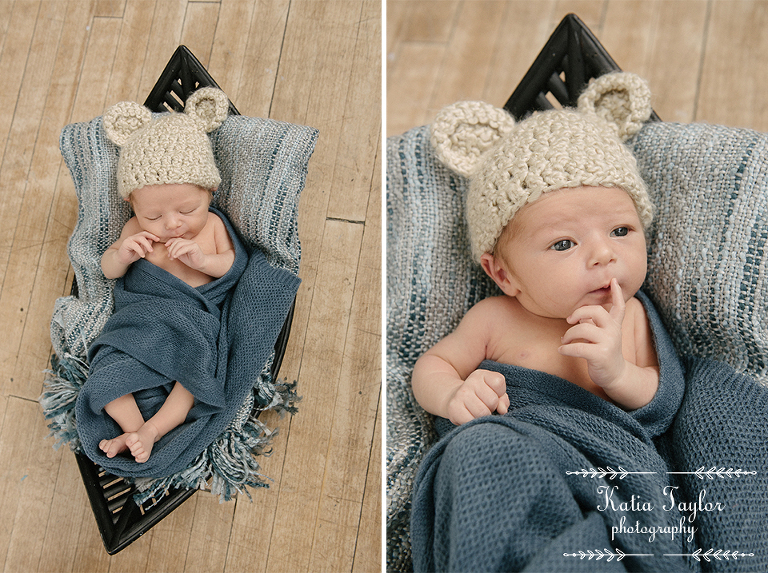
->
[551,239,573,252]
[611,226,629,237]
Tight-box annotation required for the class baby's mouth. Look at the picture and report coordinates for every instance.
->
[589,284,612,296]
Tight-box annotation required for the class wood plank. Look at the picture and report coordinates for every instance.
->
[184,492,236,573]
[105,521,153,572]
[223,409,290,573]
[698,0,768,130]
[136,0,187,100]
[351,400,381,573]
[230,0,290,118]
[608,0,707,124]
[400,0,458,43]
[427,0,508,112]
[206,0,257,103]
[384,0,411,59]
[386,42,444,136]
[266,218,364,573]
[327,0,380,223]
[0,1,15,59]
[70,17,123,122]
[308,142,381,571]
[0,397,48,567]
[553,0,606,32]
[95,0,126,18]
[352,141,382,573]
[105,0,158,105]
[180,0,220,69]
[144,494,197,572]
[483,0,557,106]
[0,0,43,283]
[0,0,41,176]
[37,453,91,572]
[71,497,113,572]
[267,0,363,401]
[3,408,63,573]
[0,0,68,400]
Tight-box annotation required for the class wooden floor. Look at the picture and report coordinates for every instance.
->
[387,0,768,137]
[0,1,380,572]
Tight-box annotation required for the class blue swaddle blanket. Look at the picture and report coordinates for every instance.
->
[76,209,300,478]
[411,292,768,572]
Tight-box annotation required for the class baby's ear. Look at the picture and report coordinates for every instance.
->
[430,101,516,178]
[577,72,652,141]
[479,252,520,297]
[184,87,229,133]
[102,101,152,147]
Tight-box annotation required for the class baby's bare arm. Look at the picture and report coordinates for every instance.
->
[101,218,156,279]
[165,214,235,278]
[412,299,510,424]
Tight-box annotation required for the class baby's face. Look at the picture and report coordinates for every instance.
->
[130,183,212,242]
[490,186,647,318]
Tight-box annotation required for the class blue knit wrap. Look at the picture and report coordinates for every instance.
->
[76,210,300,478]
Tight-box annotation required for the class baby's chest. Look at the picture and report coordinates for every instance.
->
[489,324,609,399]
[146,235,218,287]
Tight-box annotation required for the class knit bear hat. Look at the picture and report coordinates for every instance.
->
[430,72,654,262]
[102,87,230,199]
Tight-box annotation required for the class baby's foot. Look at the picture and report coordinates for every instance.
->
[99,433,130,458]
[125,422,159,463]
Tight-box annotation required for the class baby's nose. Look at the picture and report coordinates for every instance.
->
[165,216,182,229]
[589,242,616,266]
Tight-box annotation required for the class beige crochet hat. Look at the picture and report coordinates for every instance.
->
[103,87,229,199]
[430,72,654,262]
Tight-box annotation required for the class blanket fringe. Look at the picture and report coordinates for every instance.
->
[39,353,88,451]
[39,352,301,503]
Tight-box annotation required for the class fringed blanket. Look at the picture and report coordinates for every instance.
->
[411,292,768,572]
[76,210,298,478]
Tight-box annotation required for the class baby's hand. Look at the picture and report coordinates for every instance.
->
[116,231,160,265]
[164,238,206,270]
[446,369,510,426]
[558,278,627,389]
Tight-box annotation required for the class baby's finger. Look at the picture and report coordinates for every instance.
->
[558,341,597,361]
[465,395,494,420]
[561,322,601,345]
[567,305,607,327]
[609,278,626,322]
[481,370,507,397]
[136,236,154,253]
[449,406,475,426]
[496,392,510,415]
[127,240,148,256]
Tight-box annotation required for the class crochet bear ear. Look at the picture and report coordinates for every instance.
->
[577,72,652,141]
[102,101,152,147]
[184,87,229,133]
[430,101,516,178]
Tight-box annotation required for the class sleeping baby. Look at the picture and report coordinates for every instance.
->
[78,87,237,465]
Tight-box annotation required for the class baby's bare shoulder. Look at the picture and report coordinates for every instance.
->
[208,212,234,252]
[465,295,517,319]
[625,295,648,322]
[459,295,519,334]
[119,216,142,237]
